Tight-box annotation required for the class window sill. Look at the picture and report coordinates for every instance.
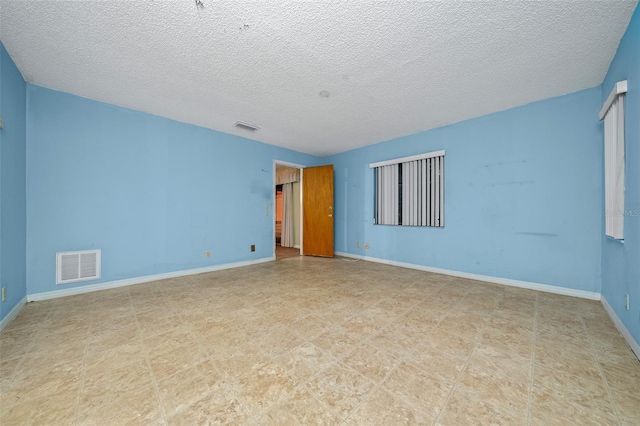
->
[605,236,624,244]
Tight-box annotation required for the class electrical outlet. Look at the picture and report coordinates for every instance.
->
[625,294,630,310]
[365,243,370,250]
[1,287,5,302]
[265,203,269,216]
[357,242,361,248]
[251,244,256,252]
[205,250,211,258]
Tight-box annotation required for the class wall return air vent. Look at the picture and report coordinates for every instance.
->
[233,121,260,132]
[56,249,101,285]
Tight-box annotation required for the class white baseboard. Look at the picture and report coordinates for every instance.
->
[0,296,27,332]
[601,296,640,361]
[28,257,275,302]
[334,252,601,301]
[293,244,300,249]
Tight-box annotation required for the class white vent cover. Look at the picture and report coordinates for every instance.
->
[56,250,101,285]
[233,121,260,132]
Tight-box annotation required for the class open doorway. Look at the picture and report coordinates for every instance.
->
[274,161,303,260]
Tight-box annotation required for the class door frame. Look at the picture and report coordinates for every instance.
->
[273,160,305,258]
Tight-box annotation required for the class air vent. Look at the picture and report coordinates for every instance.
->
[234,121,260,132]
[56,250,101,285]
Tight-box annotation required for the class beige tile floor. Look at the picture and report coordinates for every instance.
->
[1,256,639,425]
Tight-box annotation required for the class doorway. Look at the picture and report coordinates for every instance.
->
[273,161,335,260]
[274,161,303,260]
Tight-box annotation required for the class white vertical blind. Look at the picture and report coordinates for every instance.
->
[419,159,424,225]
[376,164,400,225]
[374,151,444,227]
[604,94,625,239]
[392,163,398,224]
[430,157,435,226]
[438,157,444,226]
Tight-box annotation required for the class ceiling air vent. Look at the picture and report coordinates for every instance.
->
[234,121,260,132]
[56,249,101,285]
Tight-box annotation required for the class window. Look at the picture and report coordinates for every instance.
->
[600,81,627,240]
[370,150,445,227]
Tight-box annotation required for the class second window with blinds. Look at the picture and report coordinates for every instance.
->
[371,150,445,227]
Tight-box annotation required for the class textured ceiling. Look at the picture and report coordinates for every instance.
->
[0,1,637,156]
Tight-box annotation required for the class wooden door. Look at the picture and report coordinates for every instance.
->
[302,165,334,257]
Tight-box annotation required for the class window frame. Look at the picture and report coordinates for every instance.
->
[370,150,445,227]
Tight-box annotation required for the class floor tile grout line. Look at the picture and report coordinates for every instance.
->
[581,314,623,425]
[336,347,416,425]
[525,293,539,425]
[298,295,421,424]
[253,357,340,424]
[431,297,501,426]
[233,330,308,421]
[319,357,392,424]
[341,294,475,424]
[229,356,290,420]
[130,291,169,426]
[206,290,304,422]
[179,294,271,421]
[73,307,95,426]
[1,306,53,392]
[254,310,373,421]
[164,324,254,424]
[426,291,483,424]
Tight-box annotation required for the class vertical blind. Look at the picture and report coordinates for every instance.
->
[600,81,627,240]
[371,150,445,227]
[375,163,399,225]
[603,94,625,239]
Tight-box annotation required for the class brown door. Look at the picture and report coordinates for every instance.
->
[302,165,334,257]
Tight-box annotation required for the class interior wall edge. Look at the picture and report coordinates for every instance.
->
[335,251,601,301]
[0,296,27,332]
[601,295,640,361]
[27,256,274,302]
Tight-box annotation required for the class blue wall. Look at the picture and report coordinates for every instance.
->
[601,5,640,346]
[328,88,603,293]
[26,85,317,295]
[0,43,27,322]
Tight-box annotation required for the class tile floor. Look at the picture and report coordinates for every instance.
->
[275,246,300,261]
[1,256,639,425]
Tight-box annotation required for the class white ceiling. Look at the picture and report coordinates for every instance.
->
[0,1,636,156]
